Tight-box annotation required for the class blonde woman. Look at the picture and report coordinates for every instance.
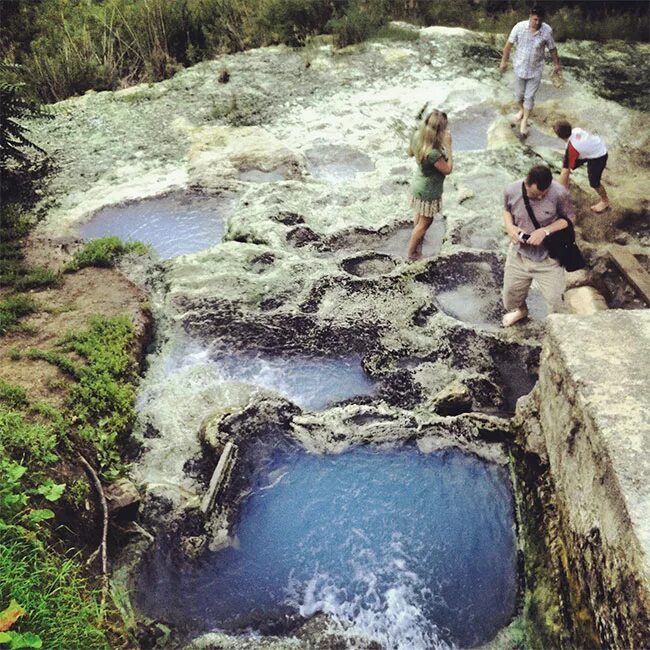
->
[406,109,453,260]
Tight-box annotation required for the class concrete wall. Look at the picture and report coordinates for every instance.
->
[517,310,650,649]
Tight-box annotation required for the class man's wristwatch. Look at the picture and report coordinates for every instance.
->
[543,228,550,237]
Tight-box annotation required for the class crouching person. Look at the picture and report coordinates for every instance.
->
[501,165,576,327]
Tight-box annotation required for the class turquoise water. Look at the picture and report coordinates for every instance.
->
[136,445,517,649]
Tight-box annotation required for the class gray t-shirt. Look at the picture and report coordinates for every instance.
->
[504,179,576,261]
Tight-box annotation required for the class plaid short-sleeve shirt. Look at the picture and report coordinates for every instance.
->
[508,20,556,79]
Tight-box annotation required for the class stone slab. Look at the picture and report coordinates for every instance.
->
[542,309,650,647]
[609,247,650,306]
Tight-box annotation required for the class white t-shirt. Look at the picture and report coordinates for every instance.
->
[569,128,607,159]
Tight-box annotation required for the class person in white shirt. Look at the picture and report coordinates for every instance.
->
[499,5,561,139]
[554,119,610,213]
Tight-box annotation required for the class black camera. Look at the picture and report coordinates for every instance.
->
[518,231,530,242]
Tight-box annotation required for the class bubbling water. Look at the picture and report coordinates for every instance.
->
[160,340,376,411]
[135,446,517,649]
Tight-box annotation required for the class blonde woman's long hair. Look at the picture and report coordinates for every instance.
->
[409,109,448,164]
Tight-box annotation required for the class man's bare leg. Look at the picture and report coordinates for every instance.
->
[519,107,531,136]
[512,101,524,124]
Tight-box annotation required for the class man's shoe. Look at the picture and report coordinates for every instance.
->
[502,308,528,327]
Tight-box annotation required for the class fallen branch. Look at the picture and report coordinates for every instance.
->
[78,453,109,618]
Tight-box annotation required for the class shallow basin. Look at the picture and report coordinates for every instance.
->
[78,192,235,259]
[162,343,376,411]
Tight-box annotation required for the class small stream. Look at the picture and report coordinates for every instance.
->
[160,341,376,411]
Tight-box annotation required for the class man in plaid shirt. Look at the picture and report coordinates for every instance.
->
[499,5,561,139]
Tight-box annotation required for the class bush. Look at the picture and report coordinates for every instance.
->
[329,0,391,48]
[256,0,336,46]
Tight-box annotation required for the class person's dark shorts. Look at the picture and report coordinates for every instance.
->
[562,151,608,188]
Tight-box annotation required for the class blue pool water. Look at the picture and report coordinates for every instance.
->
[78,192,236,259]
[136,445,517,649]
[162,343,377,411]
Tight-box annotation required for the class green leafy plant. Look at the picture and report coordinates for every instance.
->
[0,63,47,169]
[0,295,37,335]
[63,236,148,272]
[0,600,42,649]
[0,409,59,467]
[0,382,28,410]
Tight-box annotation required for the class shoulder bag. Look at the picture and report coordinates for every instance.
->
[521,183,586,272]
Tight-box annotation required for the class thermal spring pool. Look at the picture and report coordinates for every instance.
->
[78,192,236,259]
[136,445,518,649]
[160,343,377,411]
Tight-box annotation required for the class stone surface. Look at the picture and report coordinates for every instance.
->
[24,19,650,650]
[105,478,141,514]
[518,310,650,648]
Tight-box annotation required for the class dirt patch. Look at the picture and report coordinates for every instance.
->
[0,236,151,408]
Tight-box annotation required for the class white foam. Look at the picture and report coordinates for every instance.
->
[287,549,456,650]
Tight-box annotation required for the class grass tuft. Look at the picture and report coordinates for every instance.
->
[0,295,38,334]
[64,237,148,273]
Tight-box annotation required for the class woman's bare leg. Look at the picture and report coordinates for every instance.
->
[407,214,433,259]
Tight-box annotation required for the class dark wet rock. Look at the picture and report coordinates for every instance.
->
[182,453,216,489]
[260,296,286,311]
[105,478,141,515]
[250,251,276,273]
[140,493,175,528]
[286,226,320,247]
[377,368,423,409]
[143,422,161,439]
[135,620,171,650]
[271,211,305,226]
[616,208,650,247]
[340,252,397,277]
[591,256,649,310]
[181,299,381,356]
[412,301,438,325]
[206,396,301,451]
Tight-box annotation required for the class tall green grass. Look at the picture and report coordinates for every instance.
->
[4,0,645,104]
[0,531,110,650]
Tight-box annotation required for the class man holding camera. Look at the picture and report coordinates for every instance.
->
[501,165,576,327]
